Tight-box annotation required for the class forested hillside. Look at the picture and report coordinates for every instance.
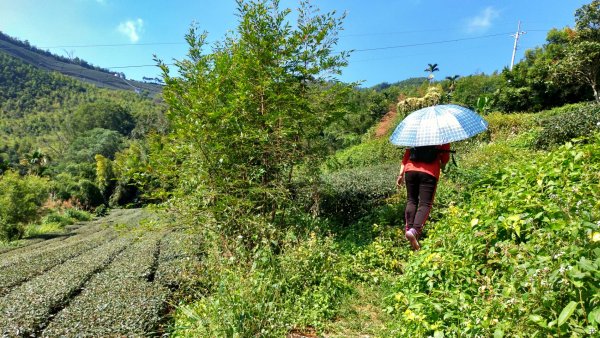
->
[0,40,168,240]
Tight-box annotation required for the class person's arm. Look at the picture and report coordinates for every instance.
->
[396,163,405,187]
[397,149,409,187]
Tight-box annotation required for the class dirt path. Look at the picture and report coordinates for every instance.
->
[374,107,398,138]
[0,208,195,337]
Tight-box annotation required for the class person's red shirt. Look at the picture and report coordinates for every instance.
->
[401,143,451,180]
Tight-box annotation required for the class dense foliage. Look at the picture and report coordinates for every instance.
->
[0,171,48,240]
[535,102,600,149]
[156,0,352,242]
[386,134,600,337]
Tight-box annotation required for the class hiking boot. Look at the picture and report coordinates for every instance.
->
[405,228,420,251]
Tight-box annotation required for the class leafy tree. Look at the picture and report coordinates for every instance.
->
[95,154,114,201]
[0,171,49,240]
[551,1,600,103]
[494,28,590,112]
[20,149,51,176]
[68,101,135,136]
[65,128,125,162]
[156,0,351,241]
[451,73,502,109]
[575,0,600,42]
[552,40,600,102]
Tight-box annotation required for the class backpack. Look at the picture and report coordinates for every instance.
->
[409,146,440,163]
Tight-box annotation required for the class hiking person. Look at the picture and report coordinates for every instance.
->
[396,143,451,250]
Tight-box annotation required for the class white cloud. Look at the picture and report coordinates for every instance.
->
[117,18,144,43]
[466,7,500,33]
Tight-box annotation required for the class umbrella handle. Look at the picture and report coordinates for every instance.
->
[442,152,458,174]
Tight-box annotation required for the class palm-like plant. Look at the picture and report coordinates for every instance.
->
[445,74,460,92]
[425,63,440,83]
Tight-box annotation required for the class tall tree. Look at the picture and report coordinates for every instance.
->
[445,75,460,93]
[156,0,351,240]
[552,1,600,103]
[425,63,439,83]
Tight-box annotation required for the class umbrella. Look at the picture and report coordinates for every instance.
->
[389,104,488,146]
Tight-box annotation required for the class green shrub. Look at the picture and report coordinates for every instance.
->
[0,171,49,241]
[73,179,104,209]
[325,138,404,171]
[172,235,351,337]
[94,204,109,217]
[64,208,92,221]
[483,111,537,141]
[319,163,399,225]
[535,102,600,149]
[42,213,74,227]
[384,135,600,337]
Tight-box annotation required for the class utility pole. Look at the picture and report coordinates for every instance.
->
[510,20,526,71]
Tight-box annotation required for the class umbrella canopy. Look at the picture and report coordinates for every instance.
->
[389,104,488,146]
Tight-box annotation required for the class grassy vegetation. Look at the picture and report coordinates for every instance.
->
[169,105,600,337]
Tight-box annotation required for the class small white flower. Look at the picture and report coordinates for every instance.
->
[559,265,566,273]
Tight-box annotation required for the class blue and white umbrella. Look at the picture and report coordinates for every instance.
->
[389,104,488,146]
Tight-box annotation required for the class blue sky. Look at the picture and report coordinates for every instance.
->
[0,0,591,87]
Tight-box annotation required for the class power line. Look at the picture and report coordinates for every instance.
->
[102,32,516,69]
[1,27,555,72]
[353,32,513,52]
[40,42,186,49]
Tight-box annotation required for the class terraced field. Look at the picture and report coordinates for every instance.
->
[0,209,197,337]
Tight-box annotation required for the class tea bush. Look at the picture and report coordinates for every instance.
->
[482,111,537,142]
[0,236,130,336]
[536,102,600,149]
[43,234,170,336]
[319,163,399,224]
[0,231,116,297]
[155,231,203,296]
[385,135,600,337]
[0,229,112,269]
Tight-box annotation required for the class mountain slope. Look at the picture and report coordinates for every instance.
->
[0,32,161,96]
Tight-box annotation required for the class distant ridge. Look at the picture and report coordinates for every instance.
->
[0,32,162,96]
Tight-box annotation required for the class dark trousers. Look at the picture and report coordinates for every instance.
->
[404,171,438,236]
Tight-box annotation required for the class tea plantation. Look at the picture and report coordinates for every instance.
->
[0,209,198,337]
